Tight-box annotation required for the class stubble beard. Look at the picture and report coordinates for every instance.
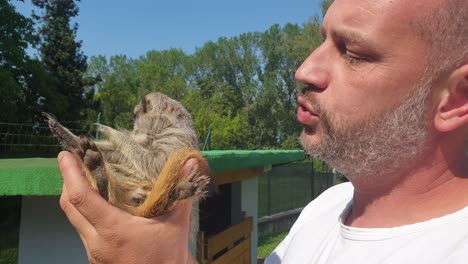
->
[299,83,432,180]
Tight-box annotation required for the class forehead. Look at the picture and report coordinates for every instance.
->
[323,0,439,38]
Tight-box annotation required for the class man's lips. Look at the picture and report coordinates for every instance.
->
[297,96,318,125]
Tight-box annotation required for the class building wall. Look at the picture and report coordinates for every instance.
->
[18,196,198,264]
[18,196,88,264]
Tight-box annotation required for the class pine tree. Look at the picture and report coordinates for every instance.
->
[0,0,38,122]
[32,0,98,122]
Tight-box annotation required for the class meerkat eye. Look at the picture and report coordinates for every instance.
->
[130,188,149,206]
[146,100,151,110]
[131,195,144,206]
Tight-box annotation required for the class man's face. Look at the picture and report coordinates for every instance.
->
[297,0,435,178]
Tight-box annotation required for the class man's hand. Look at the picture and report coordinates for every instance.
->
[57,151,198,264]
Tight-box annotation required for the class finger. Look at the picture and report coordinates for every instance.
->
[182,158,198,179]
[58,151,121,227]
[60,184,97,239]
[78,233,93,263]
[154,198,193,227]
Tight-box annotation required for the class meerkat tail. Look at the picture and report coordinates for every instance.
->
[134,148,211,218]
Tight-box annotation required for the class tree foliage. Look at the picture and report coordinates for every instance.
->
[87,17,325,150]
[0,0,38,122]
[32,0,98,122]
[2,0,332,151]
[321,0,334,18]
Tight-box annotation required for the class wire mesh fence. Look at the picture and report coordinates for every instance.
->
[258,160,337,218]
[257,160,341,239]
[0,120,89,158]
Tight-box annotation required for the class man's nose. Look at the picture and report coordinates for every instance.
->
[295,45,330,91]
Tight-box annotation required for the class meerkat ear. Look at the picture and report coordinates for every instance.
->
[434,64,468,132]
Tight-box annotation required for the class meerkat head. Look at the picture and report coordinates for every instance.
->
[133,92,195,134]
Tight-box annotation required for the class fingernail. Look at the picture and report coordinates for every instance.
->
[57,152,65,162]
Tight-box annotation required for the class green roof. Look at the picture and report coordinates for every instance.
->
[0,150,305,196]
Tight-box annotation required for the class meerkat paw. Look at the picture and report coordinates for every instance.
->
[43,112,82,153]
[82,138,109,200]
[174,163,211,200]
[96,123,123,139]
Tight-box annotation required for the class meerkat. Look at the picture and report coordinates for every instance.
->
[44,92,213,219]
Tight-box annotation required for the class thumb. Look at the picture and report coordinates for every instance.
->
[165,198,194,222]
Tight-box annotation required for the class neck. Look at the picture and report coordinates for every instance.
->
[345,135,468,228]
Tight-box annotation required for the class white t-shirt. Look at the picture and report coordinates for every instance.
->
[265,182,468,264]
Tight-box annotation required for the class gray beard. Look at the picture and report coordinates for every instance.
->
[300,85,432,180]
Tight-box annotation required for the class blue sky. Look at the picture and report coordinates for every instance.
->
[13,0,323,59]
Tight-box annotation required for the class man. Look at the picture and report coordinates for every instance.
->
[58,0,467,263]
[266,0,468,262]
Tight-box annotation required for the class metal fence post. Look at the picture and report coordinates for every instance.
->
[267,172,271,216]
[95,112,102,140]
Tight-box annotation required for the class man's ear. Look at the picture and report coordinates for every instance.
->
[434,64,468,132]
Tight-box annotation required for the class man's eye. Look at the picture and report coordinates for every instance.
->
[340,47,369,65]
[342,51,366,64]
[337,41,366,65]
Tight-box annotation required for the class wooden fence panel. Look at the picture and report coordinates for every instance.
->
[211,237,251,264]
[198,217,253,264]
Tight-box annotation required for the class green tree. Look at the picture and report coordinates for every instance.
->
[253,23,301,148]
[187,33,266,149]
[0,0,38,122]
[81,55,108,131]
[137,49,190,100]
[98,55,140,129]
[32,0,98,122]
[321,0,334,18]
[0,69,23,122]
[191,33,261,117]
[183,91,252,150]
[23,60,63,121]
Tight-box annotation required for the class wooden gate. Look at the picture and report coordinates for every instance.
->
[197,217,253,264]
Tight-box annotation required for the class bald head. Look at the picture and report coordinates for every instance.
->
[411,0,468,80]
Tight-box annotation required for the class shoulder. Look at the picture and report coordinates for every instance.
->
[265,183,354,264]
[306,182,353,206]
[293,182,354,229]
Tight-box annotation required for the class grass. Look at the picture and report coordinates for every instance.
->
[0,157,58,168]
[257,232,288,259]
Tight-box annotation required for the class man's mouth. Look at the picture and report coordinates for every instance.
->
[297,96,318,125]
